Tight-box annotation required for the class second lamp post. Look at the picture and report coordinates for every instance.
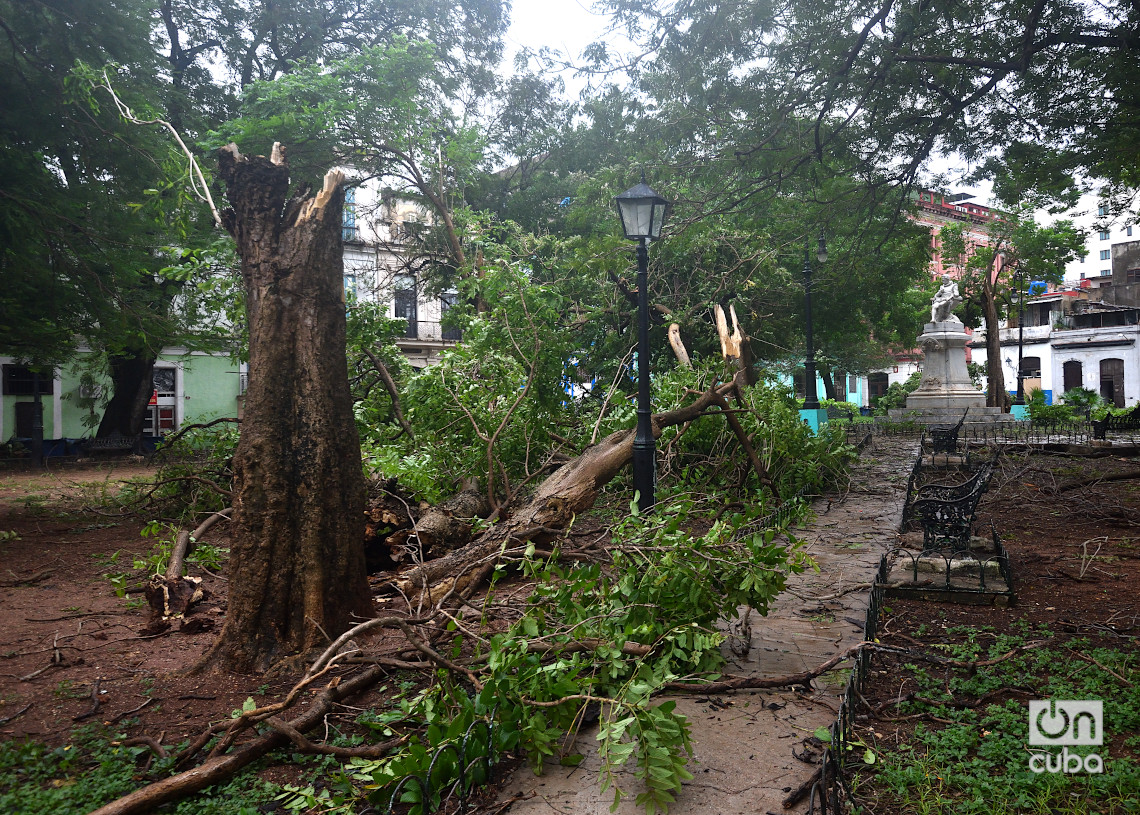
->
[615,178,670,512]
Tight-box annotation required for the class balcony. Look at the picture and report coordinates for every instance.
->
[396,319,462,344]
[997,324,1053,343]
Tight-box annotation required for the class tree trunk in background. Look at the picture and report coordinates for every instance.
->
[197,144,372,674]
[982,270,1008,409]
[95,350,156,441]
[818,364,837,402]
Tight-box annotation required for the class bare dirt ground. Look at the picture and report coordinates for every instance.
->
[0,460,267,747]
[850,449,1140,813]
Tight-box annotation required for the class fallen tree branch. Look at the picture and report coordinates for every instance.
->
[152,417,240,454]
[265,715,405,757]
[664,644,865,693]
[121,736,167,759]
[166,509,233,580]
[1057,469,1140,494]
[86,665,392,815]
[0,703,31,725]
[0,569,54,587]
[391,371,749,598]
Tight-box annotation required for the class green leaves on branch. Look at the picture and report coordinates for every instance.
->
[319,498,810,814]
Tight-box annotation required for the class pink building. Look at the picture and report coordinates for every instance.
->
[912,190,1001,280]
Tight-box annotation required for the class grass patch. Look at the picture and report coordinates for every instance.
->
[0,724,282,815]
[853,626,1140,814]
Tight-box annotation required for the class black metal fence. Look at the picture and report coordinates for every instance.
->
[808,554,890,814]
[842,417,1095,447]
[362,715,501,815]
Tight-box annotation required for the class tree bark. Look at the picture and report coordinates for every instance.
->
[197,144,372,674]
[818,362,837,402]
[982,265,1008,409]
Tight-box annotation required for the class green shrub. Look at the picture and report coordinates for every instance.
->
[1061,387,1102,416]
[1027,388,1073,425]
[872,371,921,414]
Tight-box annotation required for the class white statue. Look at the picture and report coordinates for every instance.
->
[930,274,963,323]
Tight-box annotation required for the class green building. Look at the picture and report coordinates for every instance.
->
[1,349,242,452]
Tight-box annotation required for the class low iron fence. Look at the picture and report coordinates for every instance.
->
[886,523,1015,599]
[807,554,889,814]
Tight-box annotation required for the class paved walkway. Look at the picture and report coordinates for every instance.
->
[497,435,918,815]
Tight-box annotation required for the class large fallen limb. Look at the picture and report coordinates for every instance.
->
[386,481,491,558]
[392,372,748,597]
[86,665,393,815]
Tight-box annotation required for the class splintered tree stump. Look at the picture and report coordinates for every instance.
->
[196,144,372,673]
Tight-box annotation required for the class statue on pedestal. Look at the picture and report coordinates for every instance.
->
[930,274,963,324]
[905,274,985,410]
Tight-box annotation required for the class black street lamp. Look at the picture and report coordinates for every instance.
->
[615,177,670,513]
[802,230,828,411]
[1013,267,1027,405]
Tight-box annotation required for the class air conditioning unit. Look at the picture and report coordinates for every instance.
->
[78,383,104,399]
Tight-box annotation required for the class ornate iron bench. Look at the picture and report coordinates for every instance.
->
[80,435,140,455]
[825,405,855,422]
[911,474,990,552]
[1092,404,1140,440]
[902,455,993,531]
[924,409,969,455]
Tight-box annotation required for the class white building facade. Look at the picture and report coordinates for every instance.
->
[339,174,462,368]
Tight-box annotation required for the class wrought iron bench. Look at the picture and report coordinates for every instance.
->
[80,435,139,455]
[911,474,990,552]
[913,458,994,503]
[924,409,969,455]
[902,455,993,531]
[825,405,855,422]
[1092,404,1140,440]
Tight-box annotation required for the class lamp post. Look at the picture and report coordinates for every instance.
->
[802,230,828,411]
[615,177,670,513]
[1014,267,1026,405]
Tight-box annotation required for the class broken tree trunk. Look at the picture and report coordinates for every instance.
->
[387,481,491,560]
[393,371,749,599]
[196,144,372,673]
[667,323,691,368]
[145,509,233,619]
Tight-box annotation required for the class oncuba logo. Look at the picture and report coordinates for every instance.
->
[1028,700,1104,774]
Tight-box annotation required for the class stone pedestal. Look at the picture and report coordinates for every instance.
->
[906,320,987,410]
[799,408,827,434]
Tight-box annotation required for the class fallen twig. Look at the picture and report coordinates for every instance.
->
[0,569,54,587]
[88,664,390,815]
[112,697,159,722]
[0,703,32,725]
[73,677,102,721]
[782,765,822,809]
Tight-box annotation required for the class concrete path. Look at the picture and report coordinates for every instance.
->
[496,435,917,815]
